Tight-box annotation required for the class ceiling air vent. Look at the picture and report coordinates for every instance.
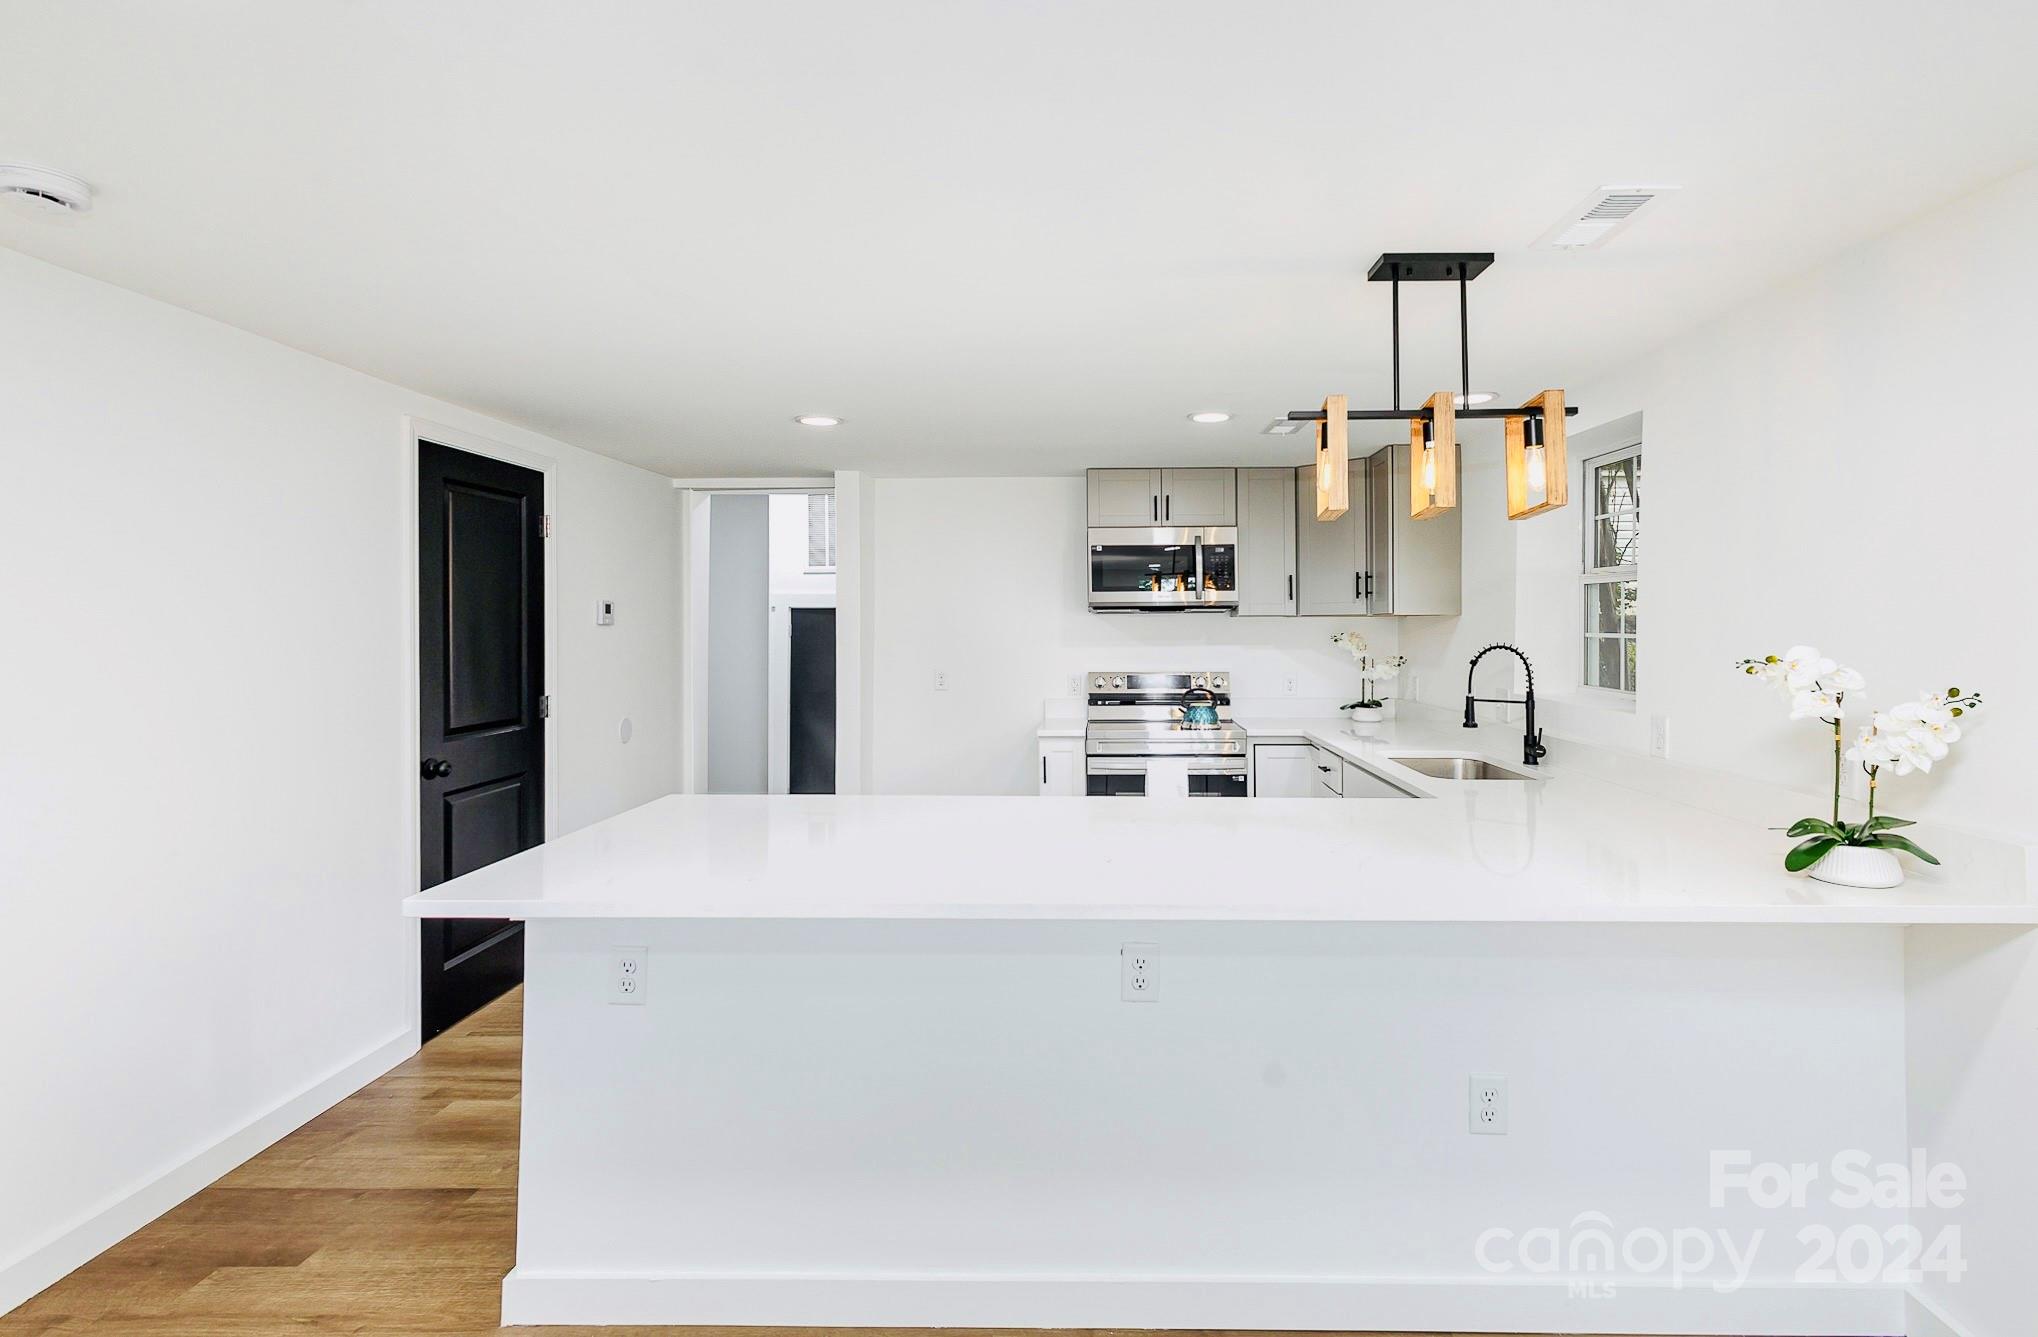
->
[1262,418,1306,436]
[1535,184,1676,250]
[0,164,95,218]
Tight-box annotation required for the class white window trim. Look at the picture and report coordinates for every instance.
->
[1581,440,1641,695]
[805,492,838,572]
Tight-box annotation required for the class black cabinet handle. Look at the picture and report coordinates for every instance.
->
[1317,764,1332,773]
[1152,495,1158,521]
[1042,756,1047,785]
[422,757,453,779]
[1287,573,1293,602]
[1165,494,1171,521]
[1355,571,1361,599]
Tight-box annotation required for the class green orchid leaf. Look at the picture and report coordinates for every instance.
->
[1786,818,1843,839]
[1785,836,1840,872]
[1863,816,1916,832]
[1868,834,1941,865]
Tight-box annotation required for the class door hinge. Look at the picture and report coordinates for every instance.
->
[540,695,551,718]
[540,514,552,538]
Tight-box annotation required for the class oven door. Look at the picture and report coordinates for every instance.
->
[1085,755,1249,797]
[1087,528,1238,611]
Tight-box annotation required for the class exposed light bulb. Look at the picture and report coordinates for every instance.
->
[1421,443,1437,493]
[1525,442,1547,492]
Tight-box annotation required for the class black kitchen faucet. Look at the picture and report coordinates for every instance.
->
[1463,643,1548,767]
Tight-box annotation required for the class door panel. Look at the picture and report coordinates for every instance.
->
[419,441,544,1041]
[1159,467,1237,526]
[1294,463,1367,615]
[1235,467,1296,616]
[1087,468,1162,526]
[789,607,836,794]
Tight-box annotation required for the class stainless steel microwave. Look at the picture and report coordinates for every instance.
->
[1087,527,1238,612]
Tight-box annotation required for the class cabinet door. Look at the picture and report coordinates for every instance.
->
[1343,759,1414,798]
[1159,468,1237,526]
[1366,448,1394,613]
[1038,738,1081,795]
[1087,469,1162,527]
[1235,467,1297,616]
[1251,743,1319,796]
[1294,463,1368,615]
[1374,441,1462,615]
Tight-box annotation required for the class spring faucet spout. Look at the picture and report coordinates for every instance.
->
[1462,642,1548,767]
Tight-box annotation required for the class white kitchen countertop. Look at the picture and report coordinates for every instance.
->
[408,713,2035,926]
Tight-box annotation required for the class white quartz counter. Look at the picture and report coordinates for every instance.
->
[408,712,2034,926]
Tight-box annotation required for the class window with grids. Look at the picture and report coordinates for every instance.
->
[806,492,837,571]
[1582,445,1640,693]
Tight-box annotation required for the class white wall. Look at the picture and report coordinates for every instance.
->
[705,493,769,794]
[1460,165,2038,841]
[0,247,678,1313]
[867,476,1403,795]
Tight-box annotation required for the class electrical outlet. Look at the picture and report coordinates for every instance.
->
[1650,715,1670,758]
[1405,671,1420,702]
[1283,675,1298,696]
[934,670,949,691]
[1120,942,1157,1002]
[610,946,647,1005]
[1469,1074,1508,1135]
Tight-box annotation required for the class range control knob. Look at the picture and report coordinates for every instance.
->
[1111,675,1126,690]
[1212,674,1228,690]
[1191,674,1206,688]
[1092,675,1107,689]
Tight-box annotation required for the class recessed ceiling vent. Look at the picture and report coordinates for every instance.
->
[0,164,95,218]
[1535,184,1677,250]
[1262,418,1306,436]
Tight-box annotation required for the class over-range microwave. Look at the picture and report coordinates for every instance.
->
[1087,526,1238,612]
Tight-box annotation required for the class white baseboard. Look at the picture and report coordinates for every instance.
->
[1907,1286,1981,1337]
[500,1270,1903,1333]
[0,1027,415,1317]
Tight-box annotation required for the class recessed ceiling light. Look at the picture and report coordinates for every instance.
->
[1454,391,1498,408]
[1187,411,1230,424]
[793,415,842,428]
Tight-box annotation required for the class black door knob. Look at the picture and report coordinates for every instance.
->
[422,757,453,779]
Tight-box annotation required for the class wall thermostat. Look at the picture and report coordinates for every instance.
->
[596,600,616,626]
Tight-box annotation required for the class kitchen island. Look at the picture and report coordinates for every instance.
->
[406,721,2033,1335]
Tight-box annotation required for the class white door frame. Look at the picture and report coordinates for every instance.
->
[677,483,836,795]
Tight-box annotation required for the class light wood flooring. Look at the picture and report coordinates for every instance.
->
[0,987,1672,1337]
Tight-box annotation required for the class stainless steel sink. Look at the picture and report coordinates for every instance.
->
[1387,754,1535,782]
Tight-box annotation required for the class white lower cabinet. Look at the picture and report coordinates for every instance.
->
[1251,743,1319,797]
[1037,736,1083,795]
[1313,745,1343,796]
[1343,759,1415,798]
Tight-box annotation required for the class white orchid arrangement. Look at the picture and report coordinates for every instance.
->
[1332,630,1407,709]
[1735,645,1983,872]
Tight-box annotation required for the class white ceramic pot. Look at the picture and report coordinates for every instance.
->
[1347,705,1385,725]
[1808,844,1905,889]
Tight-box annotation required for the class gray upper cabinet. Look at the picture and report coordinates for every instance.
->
[1086,467,1237,527]
[1087,468,1164,526]
[1294,462,1369,615]
[1159,468,1236,526]
[1235,467,1297,616]
[1368,440,1461,615]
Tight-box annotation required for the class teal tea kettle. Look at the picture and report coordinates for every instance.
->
[1178,686,1220,729]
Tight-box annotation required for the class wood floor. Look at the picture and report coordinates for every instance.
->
[1,988,1653,1337]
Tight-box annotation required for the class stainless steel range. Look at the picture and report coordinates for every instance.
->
[1083,670,1248,796]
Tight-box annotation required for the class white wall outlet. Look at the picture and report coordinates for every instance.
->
[610,946,647,1005]
[1283,675,1298,696]
[1120,942,1157,1002]
[934,670,949,691]
[1404,671,1420,703]
[1650,714,1670,758]
[1469,1074,1508,1135]
[595,599,616,626]
[1069,673,1084,694]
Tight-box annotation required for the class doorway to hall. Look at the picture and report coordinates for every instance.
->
[696,489,836,795]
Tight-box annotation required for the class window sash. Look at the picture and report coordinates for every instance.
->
[1581,443,1641,693]
[806,493,837,570]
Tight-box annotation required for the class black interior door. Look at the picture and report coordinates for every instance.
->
[418,441,544,1040]
[789,607,836,794]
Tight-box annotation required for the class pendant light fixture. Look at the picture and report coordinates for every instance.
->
[1504,389,1568,517]
[1288,253,1578,523]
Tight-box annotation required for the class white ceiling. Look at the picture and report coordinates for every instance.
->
[5,1,2036,477]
